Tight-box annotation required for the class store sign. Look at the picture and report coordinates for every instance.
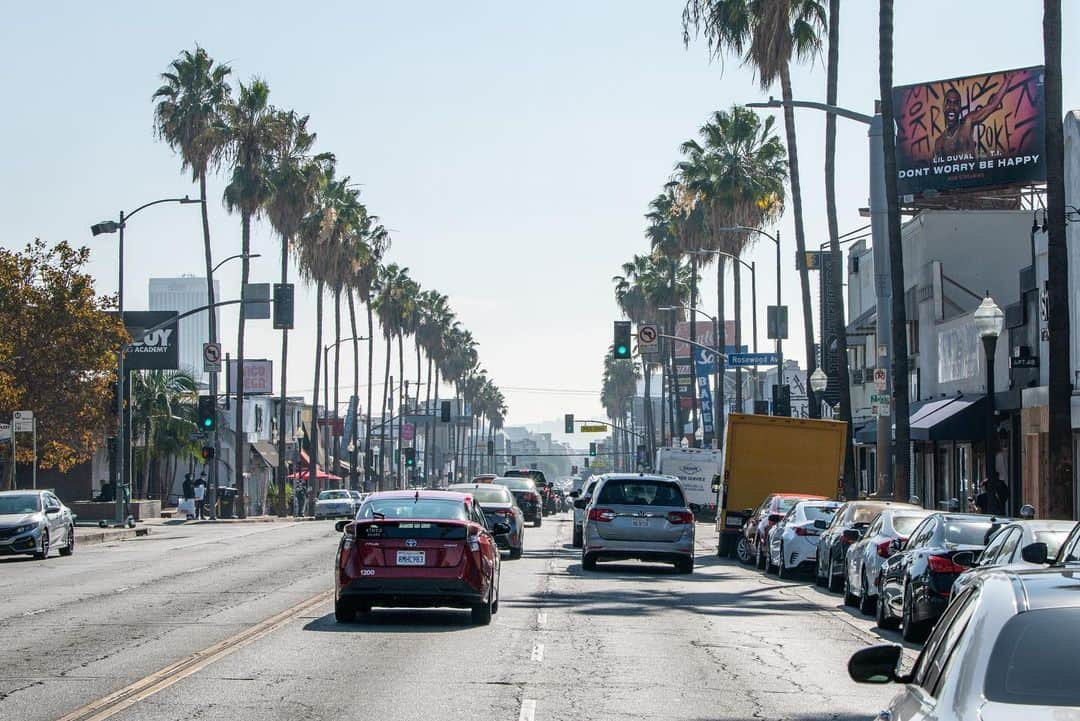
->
[227,359,273,395]
[123,311,179,370]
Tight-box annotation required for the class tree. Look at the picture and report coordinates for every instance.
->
[373,263,416,488]
[223,78,282,515]
[415,289,452,481]
[878,0,909,500]
[683,0,828,417]
[823,0,855,498]
[152,46,232,378]
[1043,0,1073,519]
[130,370,198,500]
[0,241,128,486]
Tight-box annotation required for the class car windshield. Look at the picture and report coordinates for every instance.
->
[943,520,996,546]
[596,480,684,507]
[892,515,927,535]
[1034,530,1069,558]
[359,498,469,521]
[492,478,536,492]
[318,490,350,501]
[0,494,41,514]
[802,505,838,523]
[985,607,1080,706]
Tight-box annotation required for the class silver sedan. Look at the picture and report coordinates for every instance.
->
[844,507,932,616]
[0,490,76,560]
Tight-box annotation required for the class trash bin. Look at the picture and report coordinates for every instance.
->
[218,487,237,519]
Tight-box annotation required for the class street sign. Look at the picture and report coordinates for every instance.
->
[580,424,607,433]
[637,323,659,354]
[873,368,887,391]
[1010,355,1039,369]
[13,411,33,433]
[0,423,10,441]
[402,423,415,441]
[242,283,271,320]
[188,431,207,442]
[871,393,891,417]
[203,342,222,373]
[767,305,788,340]
[727,352,780,367]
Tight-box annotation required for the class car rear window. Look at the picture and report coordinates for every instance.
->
[892,515,925,535]
[803,505,838,523]
[1034,530,1069,559]
[319,490,351,500]
[944,520,996,546]
[466,487,513,505]
[596,480,684,507]
[360,498,468,521]
[985,607,1080,706]
[493,478,536,492]
[777,497,801,513]
[851,507,881,524]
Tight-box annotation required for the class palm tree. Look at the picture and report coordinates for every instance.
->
[878,0,910,500]
[823,0,855,498]
[416,289,452,480]
[152,46,232,377]
[222,78,282,515]
[1044,0,1072,519]
[130,370,199,500]
[373,263,416,488]
[683,0,828,416]
[265,110,332,512]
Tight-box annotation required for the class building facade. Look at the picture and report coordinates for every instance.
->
[148,276,220,386]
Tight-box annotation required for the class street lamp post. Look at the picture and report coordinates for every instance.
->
[697,249,759,409]
[91,196,202,526]
[974,294,1005,514]
[809,368,829,415]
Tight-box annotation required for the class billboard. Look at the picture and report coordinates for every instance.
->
[123,311,179,370]
[673,320,736,358]
[893,66,1045,196]
[227,359,274,395]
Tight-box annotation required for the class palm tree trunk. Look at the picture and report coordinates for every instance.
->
[733,257,741,424]
[424,354,434,482]
[235,211,250,517]
[276,232,290,515]
[397,333,405,487]
[199,173,217,350]
[659,360,667,446]
[332,288,342,478]
[311,280,324,499]
[432,366,441,485]
[689,254,700,445]
[879,0,910,500]
[415,342,423,481]
[719,256,728,444]
[643,359,654,455]
[1043,0,1073,519]
[826,0,856,499]
[779,63,818,419]
[380,335,391,490]
[668,312,681,445]
[365,300,375,491]
[348,290,360,490]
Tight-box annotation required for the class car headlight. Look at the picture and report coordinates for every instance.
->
[13,523,37,535]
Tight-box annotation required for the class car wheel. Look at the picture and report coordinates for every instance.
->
[755,541,765,570]
[876,584,899,630]
[827,554,843,592]
[534,516,542,528]
[509,546,523,560]
[334,598,356,623]
[572,524,583,548]
[814,551,826,586]
[59,525,75,557]
[843,571,860,607]
[859,574,876,616]
[735,536,752,564]
[675,556,694,574]
[33,529,49,560]
[471,584,493,625]
[901,585,929,643]
[582,552,597,571]
[777,543,790,578]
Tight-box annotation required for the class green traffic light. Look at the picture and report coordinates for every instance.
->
[203,418,213,428]
[617,345,627,355]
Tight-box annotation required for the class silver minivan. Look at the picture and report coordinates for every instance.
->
[578,474,695,573]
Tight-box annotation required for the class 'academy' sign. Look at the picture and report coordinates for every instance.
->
[123,311,179,370]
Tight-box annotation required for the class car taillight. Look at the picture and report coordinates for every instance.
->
[526,493,539,503]
[666,510,694,525]
[876,540,893,558]
[589,508,616,522]
[927,555,966,574]
[794,526,818,537]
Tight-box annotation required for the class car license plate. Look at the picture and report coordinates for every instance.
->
[632,518,649,528]
[396,551,425,566]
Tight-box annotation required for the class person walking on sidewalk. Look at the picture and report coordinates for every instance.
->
[193,476,207,520]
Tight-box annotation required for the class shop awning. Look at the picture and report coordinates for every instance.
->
[910,396,986,442]
[251,441,279,469]
[846,306,877,337]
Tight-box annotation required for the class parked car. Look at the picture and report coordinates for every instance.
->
[849,566,1080,719]
[766,500,842,577]
[349,490,366,514]
[578,474,695,573]
[333,490,504,624]
[491,477,542,527]
[314,489,356,519]
[471,474,498,484]
[816,500,920,592]
[569,476,603,548]
[949,519,1074,597]
[876,512,1009,642]
[739,493,827,568]
[0,490,75,560]
[448,483,525,559]
[844,507,933,615]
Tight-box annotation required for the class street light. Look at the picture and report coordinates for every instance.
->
[696,249,760,412]
[974,293,1005,514]
[660,304,722,449]
[213,252,261,273]
[91,195,204,526]
[810,367,829,397]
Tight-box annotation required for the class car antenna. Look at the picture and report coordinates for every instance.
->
[415,490,420,502]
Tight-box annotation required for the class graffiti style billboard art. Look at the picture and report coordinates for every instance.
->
[893,66,1045,196]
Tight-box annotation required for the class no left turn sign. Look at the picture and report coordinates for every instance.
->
[203,342,222,373]
[637,324,659,354]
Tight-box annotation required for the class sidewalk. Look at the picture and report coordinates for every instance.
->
[75,524,150,548]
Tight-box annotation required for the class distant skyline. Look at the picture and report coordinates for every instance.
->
[2,1,1076,427]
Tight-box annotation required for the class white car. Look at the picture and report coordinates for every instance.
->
[313,489,355,519]
[844,507,933,615]
[766,500,842,577]
[570,476,603,548]
[0,490,76,560]
[949,518,1074,598]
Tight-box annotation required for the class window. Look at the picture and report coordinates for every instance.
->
[360,498,469,521]
[943,520,997,546]
[892,514,926,536]
[802,505,838,523]
[1034,530,1069,560]
[595,480,684,507]
[866,516,883,537]
[985,608,1080,706]
[996,528,1022,564]
[978,528,1011,566]
[919,589,978,696]
[1060,529,1080,563]
[908,517,935,548]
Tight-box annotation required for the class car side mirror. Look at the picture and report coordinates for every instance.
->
[848,644,905,684]
[842,528,862,542]
[334,520,350,533]
[569,490,580,498]
[45,505,61,515]
[768,513,783,523]
[492,521,511,536]
[813,519,828,530]
[890,538,905,552]
[688,503,701,514]
[1020,542,1049,565]
[743,508,755,518]
[573,499,588,510]
[951,551,977,568]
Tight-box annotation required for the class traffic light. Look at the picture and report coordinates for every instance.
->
[564,413,574,434]
[440,400,452,423]
[487,440,495,456]
[571,464,578,474]
[613,321,632,359]
[403,448,416,467]
[511,455,517,466]
[200,445,215,461]
[273,283,295,329]
[589,442,597,457]
[197,395,216,431]
[584,458,590,469]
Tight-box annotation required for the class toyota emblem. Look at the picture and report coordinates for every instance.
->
[405,539,418,547]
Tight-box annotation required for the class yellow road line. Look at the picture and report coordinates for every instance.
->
[55,589,333,721]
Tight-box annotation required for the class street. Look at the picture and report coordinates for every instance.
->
[0,515,910,721]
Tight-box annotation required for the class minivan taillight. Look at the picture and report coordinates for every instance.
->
[666,511,694,525]
[589,508,616,522]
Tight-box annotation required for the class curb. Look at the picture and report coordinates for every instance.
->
[77,527,150,547]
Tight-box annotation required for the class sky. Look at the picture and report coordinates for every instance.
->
[1,0,1077,436]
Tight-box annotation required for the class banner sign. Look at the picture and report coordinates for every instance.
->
[674,320,736,358]
[227,359,274,395]
[694,352,714,441]
[893,65,1045,196]
[123,311,179,370]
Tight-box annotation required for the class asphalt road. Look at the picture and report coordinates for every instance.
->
[0,514,910,721]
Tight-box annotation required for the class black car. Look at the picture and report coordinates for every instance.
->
[816,500,919,592]
[876,512,1008,642]
[492,476,542,527]
[504,469,556,516]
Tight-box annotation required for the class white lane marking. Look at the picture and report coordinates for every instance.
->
[23,608,48,616]
[536,611,547,626]
[518,699,536,721]
[530,643,544,662]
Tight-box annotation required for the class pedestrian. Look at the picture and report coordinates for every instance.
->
[294,480,307,518]
[973,479,990,514]
[182,473,194,503]
[193,476,206,520]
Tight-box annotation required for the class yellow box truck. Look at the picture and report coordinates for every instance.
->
[716,413,847,557]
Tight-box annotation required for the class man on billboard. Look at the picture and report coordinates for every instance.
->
[933,72,1017,160]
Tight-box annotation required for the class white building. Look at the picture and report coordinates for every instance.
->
[149,276,220,385]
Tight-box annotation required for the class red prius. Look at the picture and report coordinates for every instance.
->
[334,490,505,625]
